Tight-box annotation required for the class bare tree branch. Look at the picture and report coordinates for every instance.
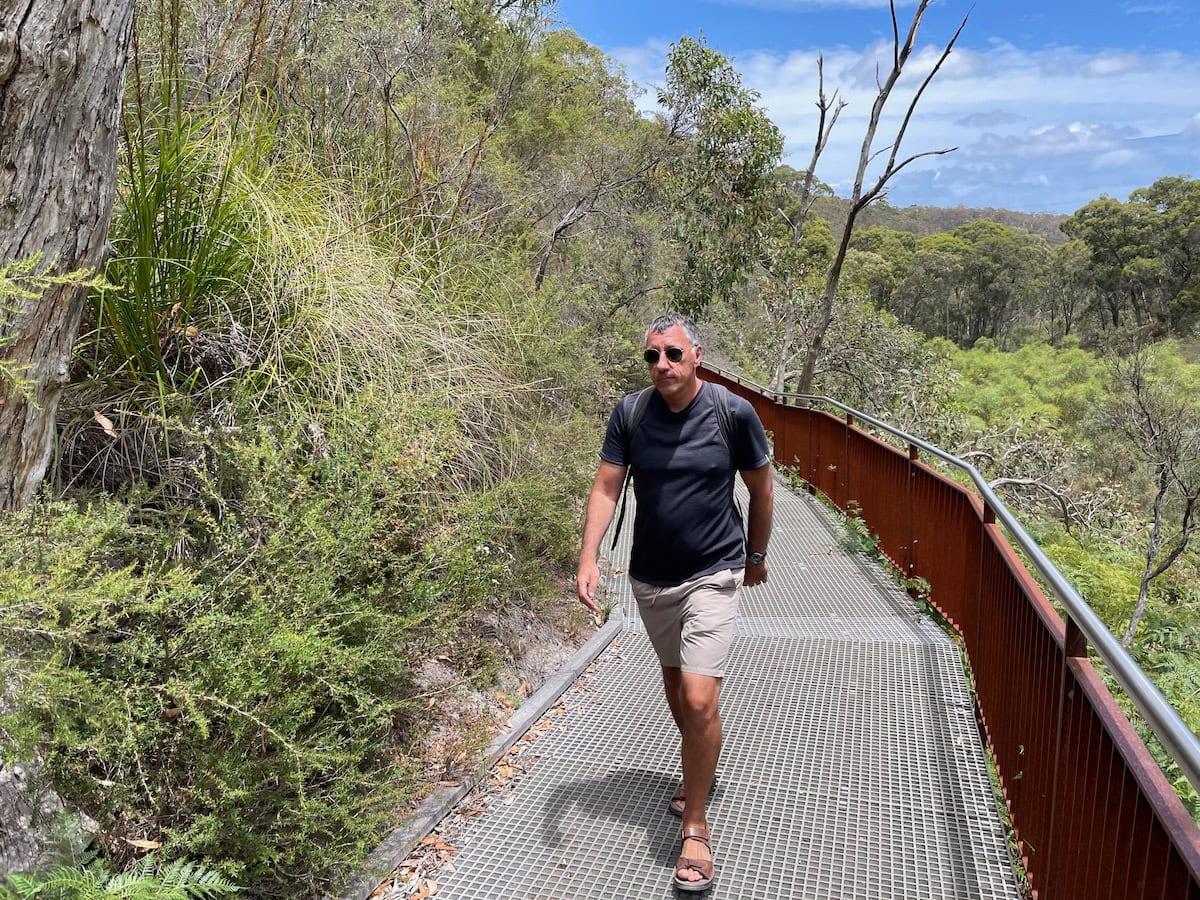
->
[857,14,967,212]
[606,282,667,317]
[891,0,901,69]
[790,54,846,244]
[1106,343,1200,646]
[990,477,1078,533]
[534,190,603,289]
[795,1,968,395]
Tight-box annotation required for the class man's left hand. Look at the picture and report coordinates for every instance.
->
[745,561,768,587]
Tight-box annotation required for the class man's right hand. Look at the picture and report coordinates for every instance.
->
[576,561,601,612]
[576,462,626,614]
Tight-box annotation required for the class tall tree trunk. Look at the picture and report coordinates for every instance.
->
[797,241,847,394]
[1130,286,1147,327]
[769,295,796,392]
[0,0,135,511]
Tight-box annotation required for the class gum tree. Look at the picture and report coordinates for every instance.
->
[1105,343,1200,648]
[0,0,136,510]
[659,35,784,314]
[790,0,967,394]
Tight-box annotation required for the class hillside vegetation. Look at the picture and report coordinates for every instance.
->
[811,191,1069,246]
[1,0,1197,893]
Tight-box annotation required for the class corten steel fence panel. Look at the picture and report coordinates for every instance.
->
[909,462,982,638]
[845,428,912,574]
[975,529,1068,896]
[698,365,1200,900]
[746,391,778,439]
[1046,653,1200,900]
[809,409,849,507]
[773,402,803,471]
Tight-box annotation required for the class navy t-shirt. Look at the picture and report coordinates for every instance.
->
[600,382,771,587]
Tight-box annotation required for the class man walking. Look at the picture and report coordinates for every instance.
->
[576,313,774,892]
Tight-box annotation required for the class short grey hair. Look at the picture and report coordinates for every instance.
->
[646,313,701,347]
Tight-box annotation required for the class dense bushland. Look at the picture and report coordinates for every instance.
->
[2,400,589,888]
[2,0,1198,892]
[2,2,619,892]
[951,339,1200,814]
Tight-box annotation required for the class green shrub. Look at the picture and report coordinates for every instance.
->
[0,404,481,890]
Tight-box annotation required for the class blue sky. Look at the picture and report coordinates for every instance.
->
[553,1,1200,214]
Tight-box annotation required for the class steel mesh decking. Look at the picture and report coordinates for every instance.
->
[425,480,1023,899]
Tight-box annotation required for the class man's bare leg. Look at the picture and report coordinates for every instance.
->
[661,666,685,732]
[675,671,721,883]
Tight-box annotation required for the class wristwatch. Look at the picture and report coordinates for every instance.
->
[748,551,767,565]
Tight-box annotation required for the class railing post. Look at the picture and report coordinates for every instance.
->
[972,500,995,712]
[1064,616,1087,659]
[776,393,787,469]
[906,443,918,577]
[806,399,815,495]
[777,392,788,472]
[844,412,854,509]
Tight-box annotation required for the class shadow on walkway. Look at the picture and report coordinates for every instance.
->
[541,767,681,868]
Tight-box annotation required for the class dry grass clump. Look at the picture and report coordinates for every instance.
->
[61,98,599,501]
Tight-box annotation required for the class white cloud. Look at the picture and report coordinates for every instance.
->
[1086,53,1144,77]
[1093,149,1141,169]
[1122,4,1183,14]
[606,34,1200,211]
[975,122,1140,159]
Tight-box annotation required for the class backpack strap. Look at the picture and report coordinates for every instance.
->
[710,382,735,455]
[708,382,748,532]
[624,387,656,459]
[610,388,654,551]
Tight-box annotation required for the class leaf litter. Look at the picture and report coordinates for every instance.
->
[377,640,626,899]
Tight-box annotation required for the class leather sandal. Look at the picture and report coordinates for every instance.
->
[674,825,715,892]
[668,774,717,817]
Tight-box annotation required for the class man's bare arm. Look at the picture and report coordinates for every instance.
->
[576,461,628,611]
[740,462,774,587]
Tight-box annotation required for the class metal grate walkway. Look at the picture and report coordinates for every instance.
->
[417,479,1024,899]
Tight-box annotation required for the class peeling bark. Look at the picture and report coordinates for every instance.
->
[0,0,135,510]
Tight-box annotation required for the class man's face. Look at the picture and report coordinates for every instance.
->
[645,324,702,403]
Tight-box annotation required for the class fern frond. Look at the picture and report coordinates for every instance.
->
[155,861,238,899]
[0,872,45,900]
[0,856,236,900]
[23,863,109,899]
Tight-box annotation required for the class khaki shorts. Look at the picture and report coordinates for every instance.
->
[630,568,744,678]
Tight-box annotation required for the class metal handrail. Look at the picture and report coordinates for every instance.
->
[702,361,1200,795]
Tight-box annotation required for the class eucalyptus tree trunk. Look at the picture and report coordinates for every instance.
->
[769,308,795,393]
[0,0,135,511]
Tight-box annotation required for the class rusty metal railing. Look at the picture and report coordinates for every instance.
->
[701,363,1200,900]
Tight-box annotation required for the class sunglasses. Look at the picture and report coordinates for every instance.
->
[643,346,685,365]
